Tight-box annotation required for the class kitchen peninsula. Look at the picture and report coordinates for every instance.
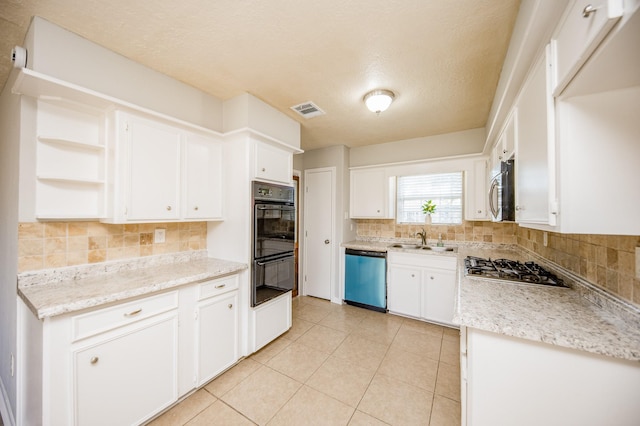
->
[343,238,640,424]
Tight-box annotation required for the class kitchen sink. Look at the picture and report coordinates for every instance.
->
[388,244,422,249]
[422,246,456,252]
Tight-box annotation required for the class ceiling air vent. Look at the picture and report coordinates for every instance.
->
[290,101,325,119]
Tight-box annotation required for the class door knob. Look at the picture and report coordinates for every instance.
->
[324,239,330,244]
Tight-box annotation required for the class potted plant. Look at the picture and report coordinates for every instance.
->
[422,200,436,224]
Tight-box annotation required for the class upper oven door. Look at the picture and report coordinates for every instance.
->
[254,203,295,259]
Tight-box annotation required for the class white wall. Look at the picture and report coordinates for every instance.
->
[223,94,301,149]
[349,128,485,167]
[0,69,21,425]
[24,16,223,132]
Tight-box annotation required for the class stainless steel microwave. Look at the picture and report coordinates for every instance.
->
[488,159,515,222]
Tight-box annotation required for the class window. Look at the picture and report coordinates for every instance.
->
[396,172,463,224]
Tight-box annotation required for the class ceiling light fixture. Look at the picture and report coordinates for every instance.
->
[363,89,395,114]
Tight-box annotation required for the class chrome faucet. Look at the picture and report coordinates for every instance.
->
[416,228,427,246]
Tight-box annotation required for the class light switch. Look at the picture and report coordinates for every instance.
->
[154,228,166,244]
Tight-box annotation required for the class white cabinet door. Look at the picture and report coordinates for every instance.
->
[254,141,292,184]
[466,158,489,220]
[387,265,421,318]
[74,314,178,425]
[183,133,223,220]
[350,169,395,219]
[515,50,555,226]
[196,291,238,386]
[126,115,181,220]
[421,269,456,326]
[552,0,623,95]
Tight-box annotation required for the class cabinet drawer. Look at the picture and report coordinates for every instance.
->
[553,0,623,95]
[72,291,178,342]
[197,274,239,301]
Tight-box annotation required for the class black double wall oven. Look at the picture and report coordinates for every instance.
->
[252,181,296,307]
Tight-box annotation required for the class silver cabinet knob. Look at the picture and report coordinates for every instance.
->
[228,304,233,309]
[477,210,482,214]
[262,167,266,172]
[430,276,434,280]
[411,274,415,278]
[324,239,330,244]
[194,206,199,211]
[166,205,172,211]
[90,356,99,365]
[582,4,597,18]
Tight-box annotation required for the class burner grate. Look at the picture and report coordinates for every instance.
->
[464,256,566,287]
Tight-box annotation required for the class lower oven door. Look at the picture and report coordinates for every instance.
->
[252,254,294,307]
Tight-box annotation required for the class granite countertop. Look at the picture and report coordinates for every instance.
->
[18,251,247,319]
[342,239,640,362]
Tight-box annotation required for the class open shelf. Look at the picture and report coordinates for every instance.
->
[37,176,105,185]
[38,136,104,151]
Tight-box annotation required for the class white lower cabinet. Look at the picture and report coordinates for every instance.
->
[251,291,292,352]
[74,313,178,425]
[387,252,457,326]
[421,268,457,326]
[387,264,421,317]
[462,326,640,426]
[19,273,243,425]
[196,283,239,386]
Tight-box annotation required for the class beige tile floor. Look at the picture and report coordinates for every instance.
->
[149,296,461,426]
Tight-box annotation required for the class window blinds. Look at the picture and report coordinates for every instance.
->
[397,172,463,224]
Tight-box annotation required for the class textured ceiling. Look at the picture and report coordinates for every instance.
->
[0,0,520,151]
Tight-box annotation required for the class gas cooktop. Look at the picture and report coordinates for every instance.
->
[464,256,567,287]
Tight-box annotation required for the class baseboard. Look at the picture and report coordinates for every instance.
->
[0,376,15,426]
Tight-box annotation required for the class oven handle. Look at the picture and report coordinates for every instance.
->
[256,205,294,211]
[256,255,294,266]
[488,176,499,219]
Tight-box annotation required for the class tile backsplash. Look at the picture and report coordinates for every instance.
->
[18,221,207,273]
[357,219,640,307]
[517,228,640,306]
[356,219,518,244]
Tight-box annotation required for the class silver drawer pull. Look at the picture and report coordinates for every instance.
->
[582,4,598,18]
[124,308,142,317]
[90,356,99,364]
[166,205,172,211]
[214,284,226,289]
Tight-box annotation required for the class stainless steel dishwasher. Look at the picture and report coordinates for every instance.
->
[344,249,387,312]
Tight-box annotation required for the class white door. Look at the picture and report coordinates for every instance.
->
[303,168,334,300]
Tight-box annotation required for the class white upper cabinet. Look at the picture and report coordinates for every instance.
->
[125,114,182,221]
[350,168,396,219]
[253,141,293,185]
[552,0,624,96]
[465,158,489,221]
[183,133,223,220]
[106,110,224,223]
[515,47,556,227]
